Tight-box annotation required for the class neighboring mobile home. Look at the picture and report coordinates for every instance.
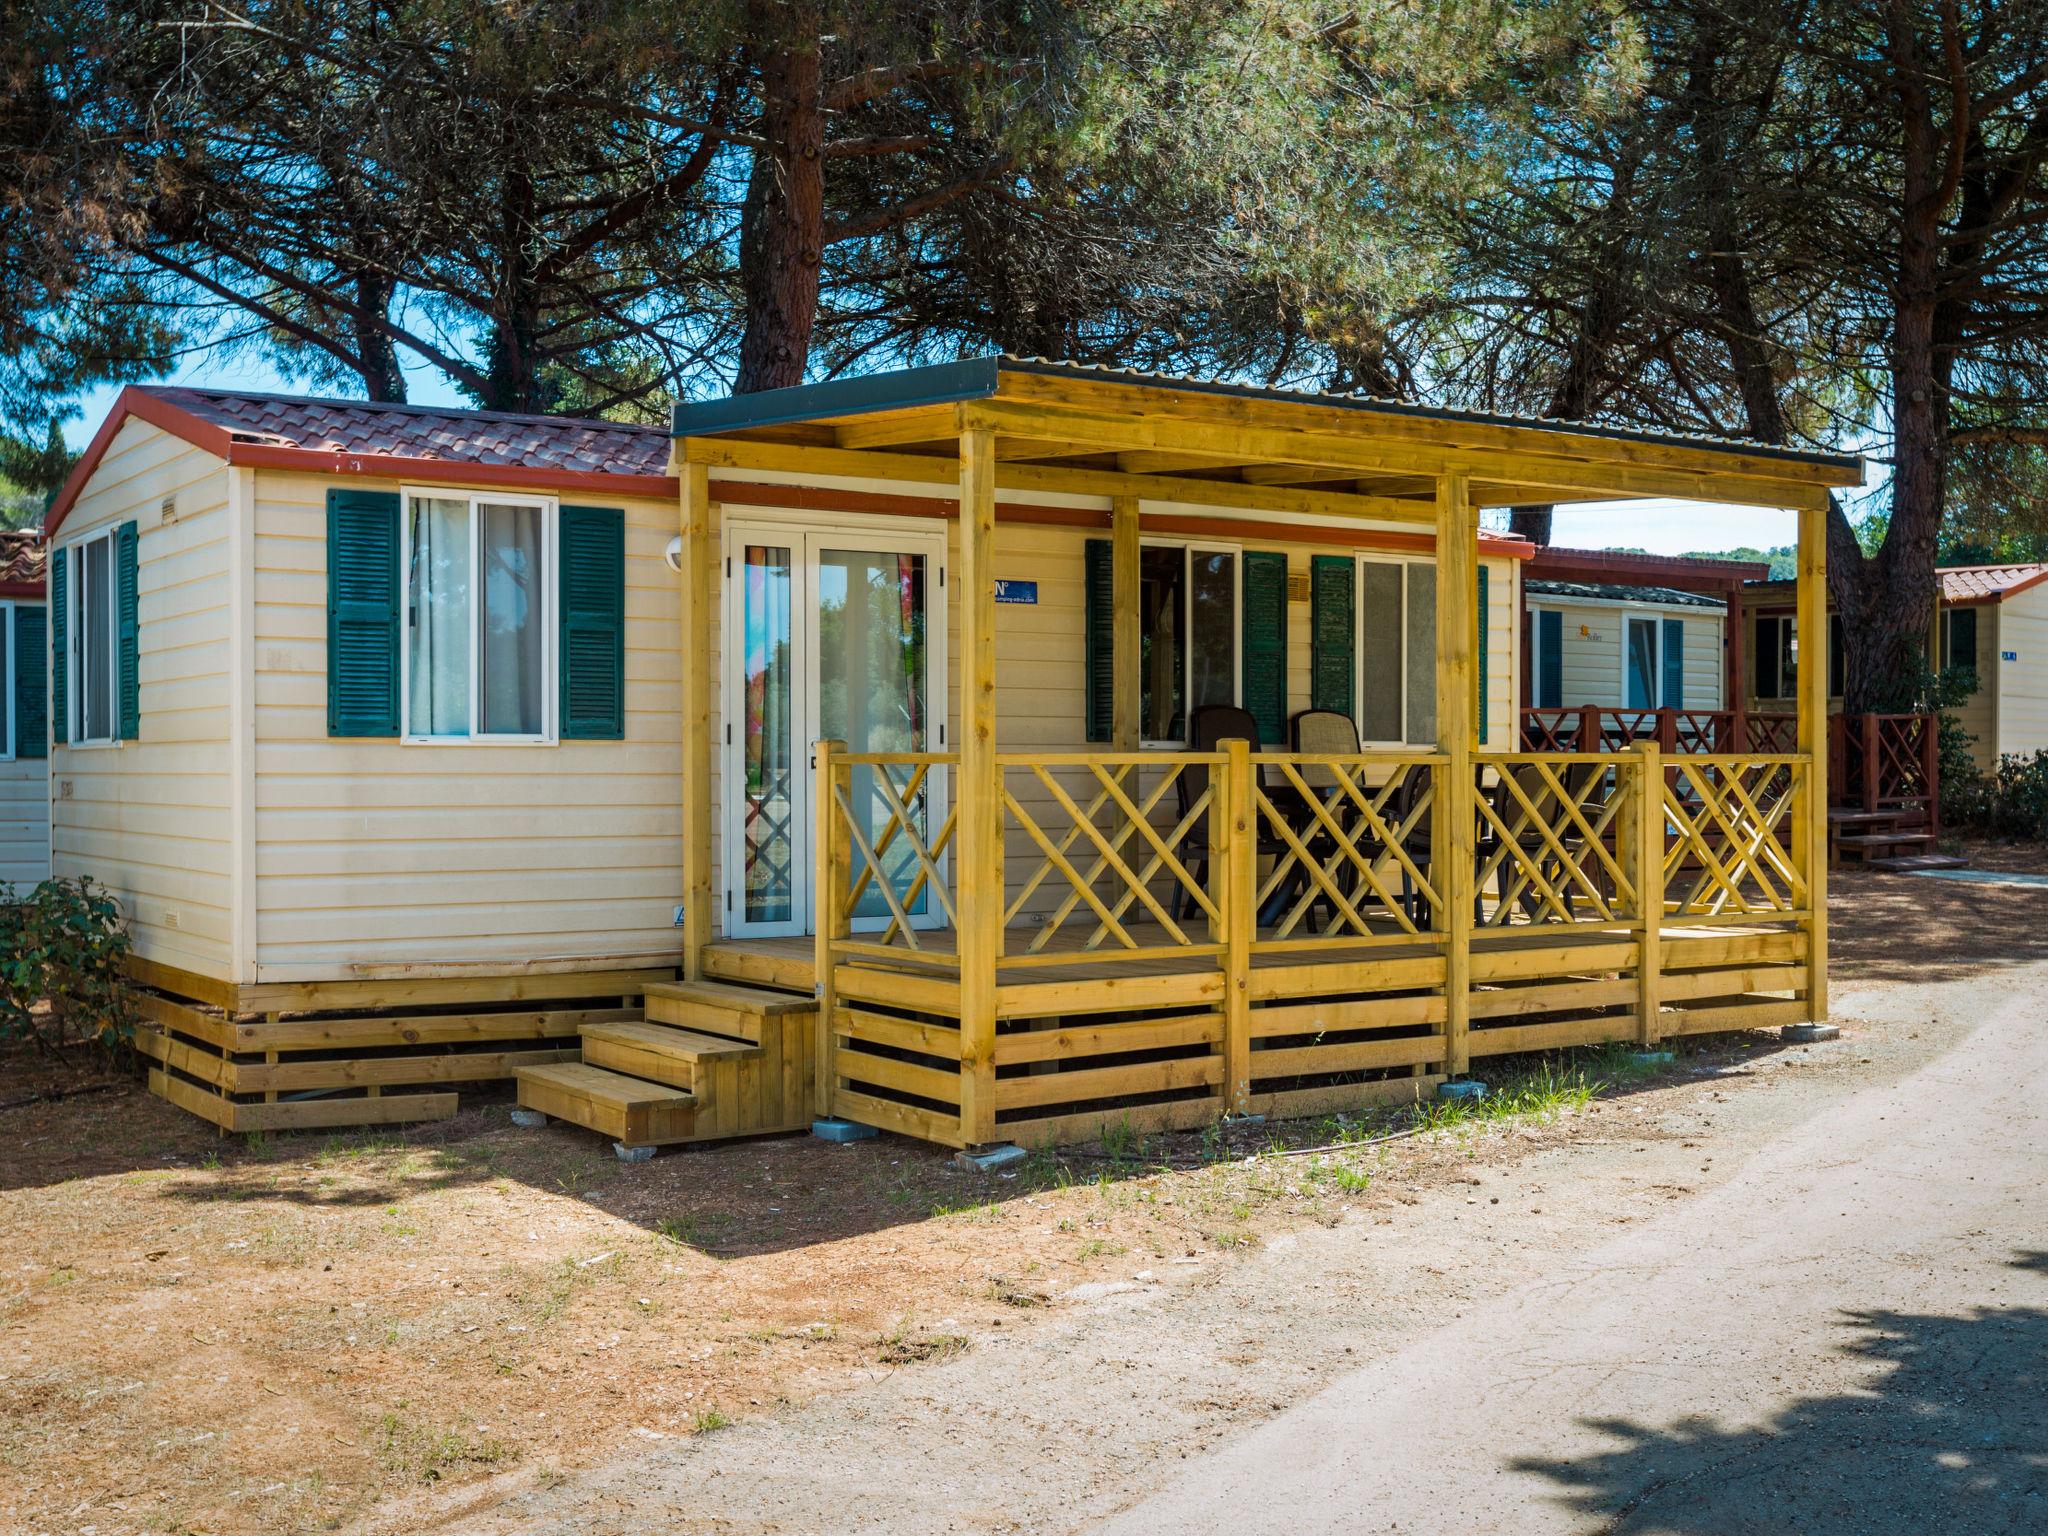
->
[0,531,49,889]
[1744,563,2048,771]
[50,362,1858,1147]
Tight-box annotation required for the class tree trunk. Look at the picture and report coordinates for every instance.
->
[482,157,543,413]
[735,9,824,395]
[351,269,406,403]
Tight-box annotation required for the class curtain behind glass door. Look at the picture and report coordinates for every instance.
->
[741,546,795,925]
[1626,617,1658,710]
[819,548,928,921]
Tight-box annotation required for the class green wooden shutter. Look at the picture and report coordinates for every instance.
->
[559,505,626,739]
[1240,551,1288,745]
[1476,563,1490,744]
[116,520,140,740]
[1662,616,1685,710]
[1309,555,1354,714]
[1083,538,1113,742]
[14,605,46,759]
[49,549,67,747]
[1537,609,1563,709]
[326,488,401,737]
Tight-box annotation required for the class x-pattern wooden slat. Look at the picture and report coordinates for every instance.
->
[1251,783,1378,938]
[1068,763,1218,949]
[1475,762,1631,926]
[1255,760,1434,937]
[867,762,959,931]
[1020,763,1195,948]
[1663,761,1800,916]
[1002,788,1149,951]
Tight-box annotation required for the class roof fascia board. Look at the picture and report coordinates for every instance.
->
[45,387,234,538]
[1527,589,1725,615]
[671,357,1001,438]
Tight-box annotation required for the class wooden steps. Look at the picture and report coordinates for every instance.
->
[1826,803,1961,869]
[642,977,813,1043]
[516,980,819,1149]
[516,1062,699,1146]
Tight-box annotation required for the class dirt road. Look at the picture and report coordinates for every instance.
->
[414,870,2048,1536]
[1112,980,2048,1534]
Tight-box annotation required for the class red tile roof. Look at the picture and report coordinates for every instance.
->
[151,388,673,479]
[46,386,678,538]
[0,530,44,596]
[1939,563,2048,605]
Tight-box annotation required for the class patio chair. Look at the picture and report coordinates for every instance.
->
[1171,705,1295,923]
[1387,759,1497,928]
[1287,709,1380,929]
[1490,758,1611,922]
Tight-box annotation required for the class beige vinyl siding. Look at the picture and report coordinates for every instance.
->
[0,756,49,890]
[50,421,233,976]
[1536,599,1724,712]
[250,469,685,980]
[1993,590,2048,760]
[1947,603,1998,768]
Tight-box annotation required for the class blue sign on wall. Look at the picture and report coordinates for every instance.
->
[2003,650,2019,662]
[995,579,1039,605]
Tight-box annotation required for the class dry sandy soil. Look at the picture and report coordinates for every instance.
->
[1,847,2043,1536]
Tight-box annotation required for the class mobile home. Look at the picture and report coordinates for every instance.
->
[49,363,1858,1146]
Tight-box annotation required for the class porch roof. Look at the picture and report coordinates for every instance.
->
[672,357,1864,523]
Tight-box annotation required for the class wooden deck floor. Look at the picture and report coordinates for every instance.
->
[702,917,1785,994]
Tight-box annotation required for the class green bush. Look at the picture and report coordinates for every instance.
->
[0,877,136,1055]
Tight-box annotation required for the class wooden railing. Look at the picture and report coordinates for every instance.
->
[814,738,1823,1147]
[1830,712,1938,831]
[1521,706,1798,756]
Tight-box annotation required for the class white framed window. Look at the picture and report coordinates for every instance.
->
[67,527,120,746]
[1138,539,1240,746]
[1355,554,1436,747]
[401,489,557,743]
[1623,615,1661,709]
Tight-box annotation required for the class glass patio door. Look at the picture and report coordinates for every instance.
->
[723,524,946,938]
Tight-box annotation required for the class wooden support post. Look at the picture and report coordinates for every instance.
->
[1923,709,1942,842]
[1860,712,1881,811]
[1220,737,1253,1113]
[1796,500,1830,1021]
[1726,587,1746,738]
[1631,741,1663,1047]
[813,738,849,1119]
[678,457,715,981]
[1111,494,1141,750]
[956,426,1001,1145]
[1656,707,1679,756]
[1578,704,1599,753]
[1435,472,1477,1080]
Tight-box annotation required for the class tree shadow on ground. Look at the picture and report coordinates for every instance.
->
[1829,861,2048,984]
[1513,1253,2048,1533]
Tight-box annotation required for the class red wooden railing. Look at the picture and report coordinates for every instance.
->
[1519,707,1936,830]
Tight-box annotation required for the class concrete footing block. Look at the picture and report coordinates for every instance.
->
[509,1108,548,1128]
[1630,1050,1677,1066]
[613,1143,657,1163]
[954,1143,1029,1174]
[1781,1022,1841,1044]
[811,1117,879,1144]
[1436,1080,1487,1102]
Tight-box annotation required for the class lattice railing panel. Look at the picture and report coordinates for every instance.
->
[999,754,1222,957]
[1248,755,1442,944]
[1663,756,1807,919]
[1475,755,1639,927]
[830,753,958,951]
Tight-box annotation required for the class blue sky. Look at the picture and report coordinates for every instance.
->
[64,359,1817,557]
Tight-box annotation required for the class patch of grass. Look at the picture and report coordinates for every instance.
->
[985,1274,1048,1308]
[1304,1159,1371,1194]
[1074,1238,1126,1261]
[1098,1115,1146,1164]
[930,1198,999,1222]
[375,1405,513,1483]
[692,1407,731,1433]
[1411,1059,1603,1134]
[877,1322,969,1365]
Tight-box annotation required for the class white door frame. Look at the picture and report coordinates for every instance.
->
[719,510,949,939]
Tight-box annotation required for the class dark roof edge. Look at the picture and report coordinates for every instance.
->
[150,384,667,438]
[671,357,1001,438]
[672,355,1862,474]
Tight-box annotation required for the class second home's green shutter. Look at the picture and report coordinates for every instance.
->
[1083,538,1113,742]
[559,505,626,739]
[1240,551,1288,745]
[326,488,401,737]
[49,548,67,747]
[1662,616,1686,710]
[14,605,46,759]
[116,521,139,740]
[1477,563,1490,744]
[1309,555,1354,714]
[1537,609,1564,709]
